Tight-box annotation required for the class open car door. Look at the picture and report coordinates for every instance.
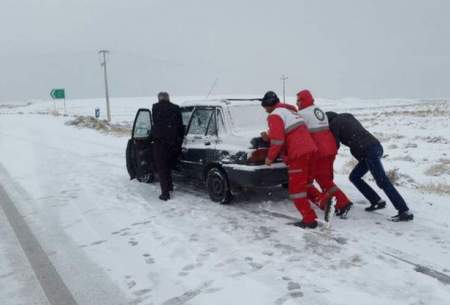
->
[126,108,154,183]
[181,106,218,179]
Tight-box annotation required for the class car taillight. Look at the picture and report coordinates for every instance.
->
[247,148,268,164]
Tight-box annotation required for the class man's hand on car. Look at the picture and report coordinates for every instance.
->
[265,158,272,166]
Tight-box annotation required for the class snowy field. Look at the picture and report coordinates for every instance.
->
[0,96,449,305]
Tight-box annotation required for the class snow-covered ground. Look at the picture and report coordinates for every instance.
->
[0,96,449,305]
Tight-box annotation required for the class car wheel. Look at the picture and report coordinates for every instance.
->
[137,172,154,183]
[282,183,289,189]
[206,167,233,204]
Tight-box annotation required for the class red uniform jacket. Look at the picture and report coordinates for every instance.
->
[266,103,317,163]
[297,90,337,158]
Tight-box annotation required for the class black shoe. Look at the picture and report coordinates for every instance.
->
[365,200,386,212]
[391,210,414,222]
[292,220,318,229]
[336,202,353,218]
[159,194,170,201]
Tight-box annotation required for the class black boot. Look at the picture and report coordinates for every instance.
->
[293,220,318,229]
[336,202,353,218]
[159,193,170,201]
[391,210,414,222]
[365,200,386,212]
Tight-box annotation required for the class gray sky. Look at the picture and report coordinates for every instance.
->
[1,0,449,102]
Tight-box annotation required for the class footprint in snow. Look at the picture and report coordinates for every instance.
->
[189,233,199,242]
[131,220,152,226]
[214,258,237,268]
[127,280,137,289]
[128,238,138,246]
[111,227,130,235]
[143,253,155,264]
[182,264,198,271]
[90,240,107,246]
[287,281,301,291]
[274,282,304,305]
[195,247,217,264]
[133,288,152,297]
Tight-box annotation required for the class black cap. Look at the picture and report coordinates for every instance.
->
[158,92,170,102]
[326,111,338,122]
[261,91,280,107]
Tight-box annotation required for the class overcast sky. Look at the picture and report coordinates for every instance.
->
[1,0,449,102]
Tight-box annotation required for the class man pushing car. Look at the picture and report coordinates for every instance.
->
[297,89,353,219]
[326,111,413,222]
[261,91,319,229]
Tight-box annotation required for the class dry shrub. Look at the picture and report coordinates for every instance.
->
[65,115,131,136]
[386,168,401,185]
[340,158,358,174]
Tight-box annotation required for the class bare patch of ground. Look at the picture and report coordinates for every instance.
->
[373,105,450,118]
[424,159,450,177]
[392,155,415,162]
[417,183,450,196]
[0,102,32,109]
[415,136,450,145]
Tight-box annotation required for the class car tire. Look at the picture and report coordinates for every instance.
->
[282,183,289,189]
[206,167,233,204]
[137,172,154,183]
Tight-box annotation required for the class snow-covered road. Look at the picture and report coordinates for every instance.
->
[1,98,450,305]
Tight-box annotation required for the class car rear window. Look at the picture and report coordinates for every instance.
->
[229,104,268,132]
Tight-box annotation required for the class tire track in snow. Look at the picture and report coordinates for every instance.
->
[0,184,78,305]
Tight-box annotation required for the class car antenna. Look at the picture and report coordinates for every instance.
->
[206,77,219,99]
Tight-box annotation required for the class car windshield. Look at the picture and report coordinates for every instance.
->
[228,104,268,133]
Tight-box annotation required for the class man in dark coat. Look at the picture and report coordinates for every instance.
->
[326,111,413,222]
[152,92,184,201]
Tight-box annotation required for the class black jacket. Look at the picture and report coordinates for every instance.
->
[151,101,185,147]
[326,112,380,160]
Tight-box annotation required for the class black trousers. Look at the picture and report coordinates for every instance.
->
[349,144,409,213]
[153,141,174,196]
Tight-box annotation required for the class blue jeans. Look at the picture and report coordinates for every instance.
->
[349,144,409,213]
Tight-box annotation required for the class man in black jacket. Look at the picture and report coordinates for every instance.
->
[152,92,184,201]
[326,111,413,222]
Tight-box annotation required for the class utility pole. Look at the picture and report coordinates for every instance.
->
[280,74,288,103]
[98,50,111,121]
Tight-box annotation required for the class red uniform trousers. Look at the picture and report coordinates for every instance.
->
[288,153,318,224]
[307,155,350,210]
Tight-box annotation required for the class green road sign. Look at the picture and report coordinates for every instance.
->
[50,89,65,99]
